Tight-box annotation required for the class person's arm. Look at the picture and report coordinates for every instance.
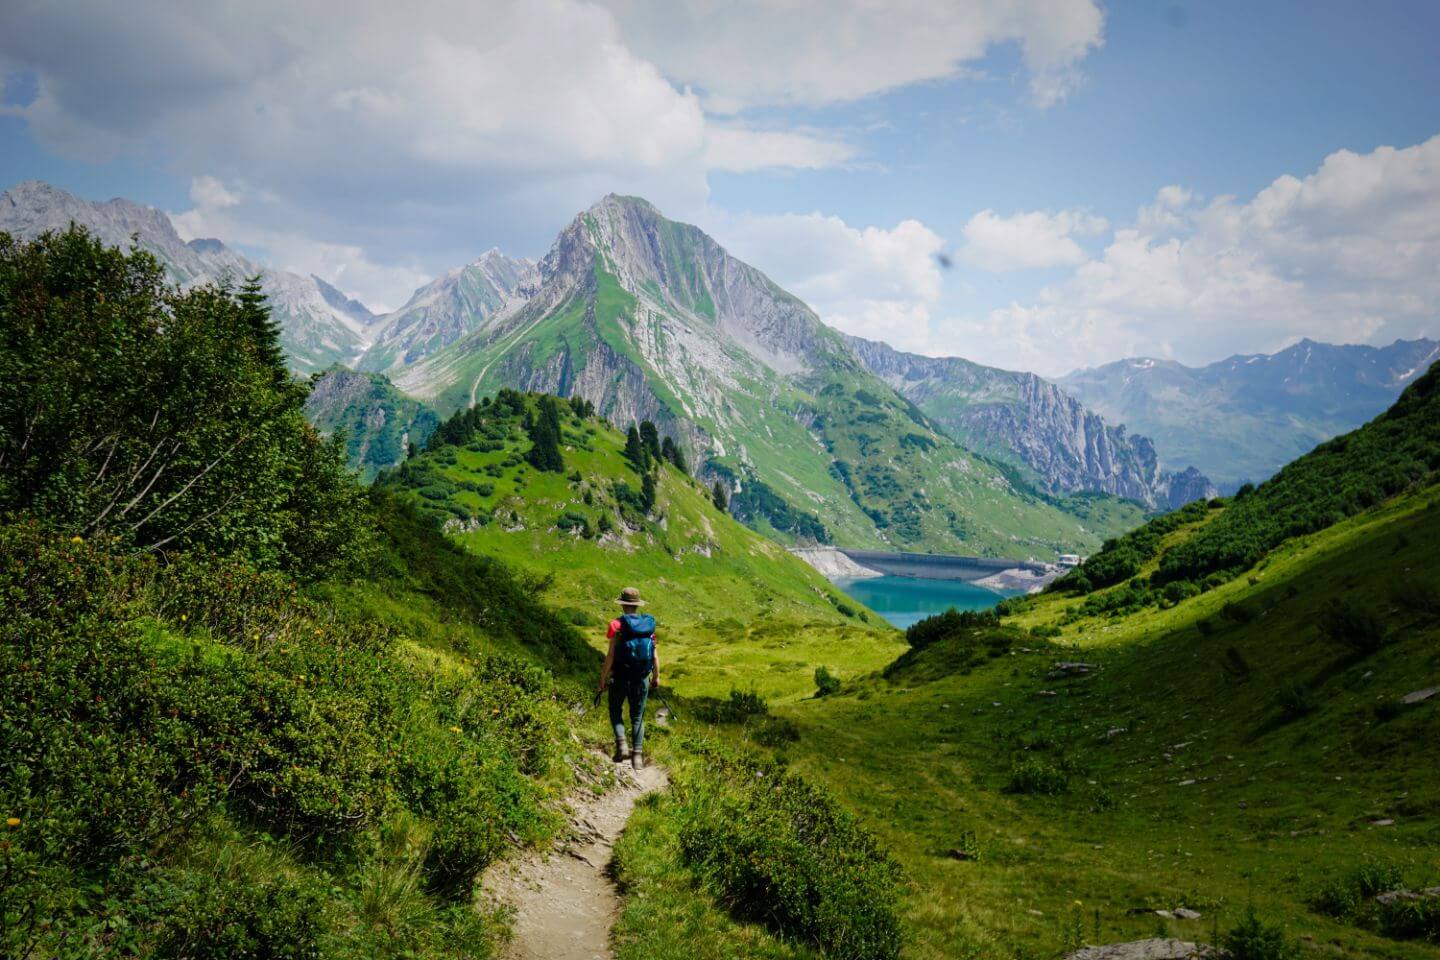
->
[599,624,618,692]
[650,633,659,689]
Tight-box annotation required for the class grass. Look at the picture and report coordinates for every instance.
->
[614,485,1440,959]
[377,397,905,701]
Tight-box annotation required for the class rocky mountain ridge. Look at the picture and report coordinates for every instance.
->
[0,180,379,372]
[846,335,1216,509]
[1061,337,1440,488]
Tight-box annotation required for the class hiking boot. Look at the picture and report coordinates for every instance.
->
[612,737,628,762]
[631,749,644,771]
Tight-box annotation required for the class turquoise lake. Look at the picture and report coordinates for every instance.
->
[833,575,1013,629]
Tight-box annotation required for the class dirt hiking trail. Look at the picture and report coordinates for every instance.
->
[482,755,669,960]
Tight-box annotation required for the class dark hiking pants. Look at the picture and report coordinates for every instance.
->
[608,673,650,752]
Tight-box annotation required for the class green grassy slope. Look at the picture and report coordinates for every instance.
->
[375,392,905,701]
[304,366,441,481]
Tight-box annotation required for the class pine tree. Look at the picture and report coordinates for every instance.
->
[661,436,689,474]
[237,275,288,382]
[712,481,728,512]
[624,425,647,470]
[639,420,662,462]
[526,396,565,472]
[641,470,657,513]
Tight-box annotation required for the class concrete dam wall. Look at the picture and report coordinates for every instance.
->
[836,549,1048,582]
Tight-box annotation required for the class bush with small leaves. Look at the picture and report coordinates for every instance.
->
[814,665,841,697]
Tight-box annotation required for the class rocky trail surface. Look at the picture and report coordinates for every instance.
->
[482,754,669,960]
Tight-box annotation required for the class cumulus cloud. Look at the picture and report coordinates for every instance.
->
[940,134,1440,375]
[959,208,1107,271]
[711,211,946,352]
[602,0,1104,109]
[0,0,857,306]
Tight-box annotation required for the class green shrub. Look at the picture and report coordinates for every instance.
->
[1318,598,1388,655]
[677,746,903,959]
[150,859,329,959]
[905,607,998,650]
[814,665,841,697]
[752,716,801,748]
[693,688,770,724]
[1375,896,1440,943]
[1005,758,1069,795]
[1312,857,1404,918]
[1222,906,1301,960]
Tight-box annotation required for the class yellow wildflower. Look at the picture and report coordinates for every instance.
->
[449,726,462,733]
[180,614,188,622]
[69,536,83,543]
[5,818,19,828]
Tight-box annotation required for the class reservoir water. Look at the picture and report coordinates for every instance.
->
[834,575,1013,629]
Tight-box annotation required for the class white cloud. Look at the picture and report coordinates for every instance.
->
[602,0,1104,109]
[959,208,1107,271]
[0,0,857,307]
[938,134,1440,375]
[711,211,946,352]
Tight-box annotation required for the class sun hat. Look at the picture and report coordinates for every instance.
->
[616,586,646,606]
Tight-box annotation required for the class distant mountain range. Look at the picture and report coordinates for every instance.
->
[22,180,1428,542]
[1060,337,1440,490]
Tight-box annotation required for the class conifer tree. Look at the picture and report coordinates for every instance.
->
[712,481,728,512]
[624,424,647,470]
[641,469,657,513]
[639,420,662,462]
[661,436,689,473]
[526,396,565,472]
[237,275,288,382]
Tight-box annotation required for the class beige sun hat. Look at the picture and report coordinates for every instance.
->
[616,586,646,606]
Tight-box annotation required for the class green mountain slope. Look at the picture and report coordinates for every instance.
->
[375,390,902,699]
[611,369,1440,959]
[304,366,441,481]
[391,195,1139,559]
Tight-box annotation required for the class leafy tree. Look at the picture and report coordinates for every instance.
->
[525,396,564,472]
[712,481,728,512]
[0,226,371,578]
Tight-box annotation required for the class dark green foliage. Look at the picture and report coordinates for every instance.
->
[624,424,647,470]
[1374,896,1440,943]
[305,367,440,482]
[661,435,689,473]
[1317,597,1388,655]
[752,715,801,748]
[639,420,662,463]
[0,520,567,955]
[1005,758,1070,795]
[1312,858,1405,918]
[1221,600,1255,624]
[1054,499,1211,595]
[692,688,770,725]
[1220,645,1252,681]
[814,665,841,697]
[1221,906,1301,960]
[711,480,728,512]
[0,226,372,579]
[727,474,829,543]
[640,470,657,513]
[904,607,999,651]
[237,273,288,383]
[1156,361,1440,584]
[567,394,595,419]
[676,744,904,959]
[525,395,565,472]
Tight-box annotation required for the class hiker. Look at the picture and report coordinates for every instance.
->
[598,586,658,770]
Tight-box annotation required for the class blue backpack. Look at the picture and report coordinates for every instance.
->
[615,613,656,677]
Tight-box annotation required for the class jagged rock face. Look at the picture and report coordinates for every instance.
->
[394,195,1139,558]
[0,180,378,372]
[1061,338,1440,490]
[359,250,538,372]
[847,335,1216,508]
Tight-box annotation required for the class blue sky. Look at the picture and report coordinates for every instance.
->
[2,0,1438,374]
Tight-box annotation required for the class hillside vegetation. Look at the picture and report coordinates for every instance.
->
[375,389,905,701]
[304,366,440,481]
[610,371,1440,959]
